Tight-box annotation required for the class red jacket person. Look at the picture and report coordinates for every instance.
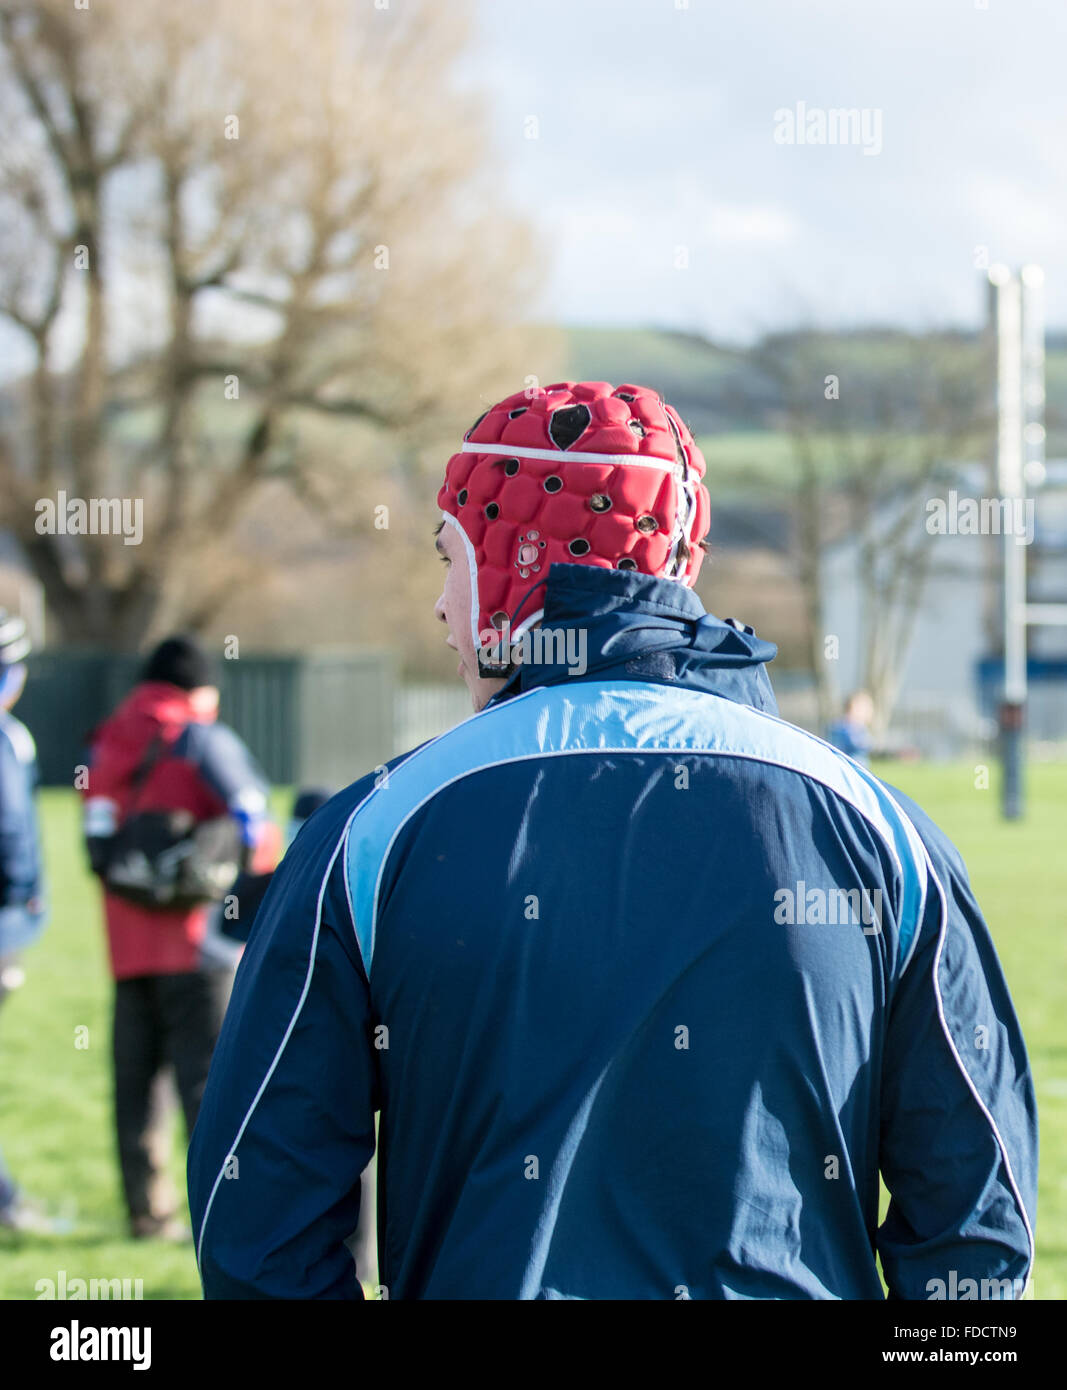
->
[84,635,274,1239]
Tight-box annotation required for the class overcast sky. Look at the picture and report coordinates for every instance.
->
[3,0,1061,382]
[468,0,1067,341]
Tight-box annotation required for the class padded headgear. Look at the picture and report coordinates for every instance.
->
[437,381,710,670]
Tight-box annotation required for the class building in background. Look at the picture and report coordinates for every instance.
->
[822,461,1067,756]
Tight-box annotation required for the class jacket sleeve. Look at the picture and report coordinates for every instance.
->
[876,804,1037,1300]
[187,792,378,1299]
[0,723,36,906]
[193,722,271,846]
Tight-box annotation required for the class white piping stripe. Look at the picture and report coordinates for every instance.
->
[737,700,930,974]
[346,685,551,972]
[364,744,915,969]
[342,821,359,948]
[345,680,1029,1285]
[356,728,1033,1279]
[870,773,926,975]
[194,795,369,1280]
[343,684,927,971]
[925,852,1036,1291]
[461,441,676,470]
[343,683,928,973]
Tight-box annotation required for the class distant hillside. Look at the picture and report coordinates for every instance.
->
[561,326,754,436]
[8,321,1067,464]
[561,324,1067,467]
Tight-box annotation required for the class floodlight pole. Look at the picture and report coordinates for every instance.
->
[988,264,1046,819]
[990,265,1026,819]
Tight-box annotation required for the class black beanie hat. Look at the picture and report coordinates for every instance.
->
[141,635,216,691]
[292,788,333,822]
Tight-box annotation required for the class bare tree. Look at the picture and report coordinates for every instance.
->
[743,332,837,727]
[745,329,991,733]
[0,0,540,647]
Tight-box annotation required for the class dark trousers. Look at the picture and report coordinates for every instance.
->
[112,970,233,1223]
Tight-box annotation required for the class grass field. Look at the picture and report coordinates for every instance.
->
[0,765,1063,1300]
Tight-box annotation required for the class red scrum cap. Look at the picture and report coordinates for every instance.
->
[437,381,711,668]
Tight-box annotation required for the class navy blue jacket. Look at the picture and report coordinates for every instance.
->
[0,709,43,909]
[188,564,1037,1300]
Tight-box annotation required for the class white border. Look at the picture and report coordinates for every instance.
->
[461,441,676,470]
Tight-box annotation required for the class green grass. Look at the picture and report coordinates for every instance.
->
[0,790,205,1299]
[1,770,1063,1299]
[696,429,992,494]
[872,759,1067,1300]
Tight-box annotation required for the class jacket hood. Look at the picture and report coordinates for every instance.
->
[488,563,779,715]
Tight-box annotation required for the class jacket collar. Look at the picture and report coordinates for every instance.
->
[486,563,779,715]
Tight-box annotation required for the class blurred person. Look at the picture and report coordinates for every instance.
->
[190,383,1036,1300]
[197,781,383,1283]
[200,787,328,972]
[285,787,333,851]
[83,635,272,1240]
[198,818,285,972]
[826,688,875,766]
[0,610,52,1232]
[198,782,392,1284]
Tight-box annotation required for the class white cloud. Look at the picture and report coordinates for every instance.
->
[705,204,795,244]
[473,0,1067,336]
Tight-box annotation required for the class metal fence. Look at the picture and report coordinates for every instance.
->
[395,684,474,754]
[20,648,395,789]
[23,650,1046,792]
[392,678,992,762]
